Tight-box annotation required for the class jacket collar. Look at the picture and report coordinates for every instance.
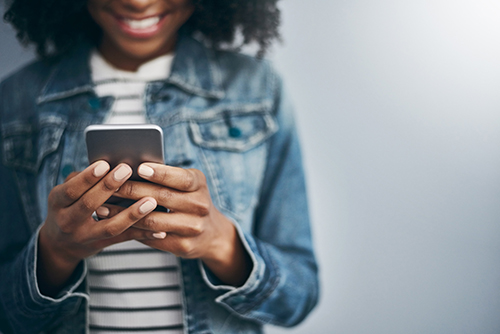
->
[37,34,224,104]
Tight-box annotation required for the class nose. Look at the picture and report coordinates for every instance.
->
[119,0,157,12]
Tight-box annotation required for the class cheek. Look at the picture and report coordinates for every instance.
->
[173,2,195,24]
[166,8,195,35]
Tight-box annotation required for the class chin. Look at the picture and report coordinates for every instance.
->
[121,43,169,60]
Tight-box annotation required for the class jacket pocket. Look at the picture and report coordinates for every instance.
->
[188,107,278,152]
[187,106,278,217]
[2,116,66,173]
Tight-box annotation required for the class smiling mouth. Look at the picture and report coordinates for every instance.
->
[121,16,162,30]
[120,15,162,30]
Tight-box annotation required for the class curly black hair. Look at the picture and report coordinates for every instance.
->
[3,0,281,58]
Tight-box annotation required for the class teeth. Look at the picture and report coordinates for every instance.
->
[123,16,160,30]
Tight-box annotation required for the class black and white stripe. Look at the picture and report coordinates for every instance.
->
[87,241,184,334]
[88,50,181,334]
[95,81,147,124]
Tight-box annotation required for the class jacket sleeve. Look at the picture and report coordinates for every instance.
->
[199,73,320,327]
[0,87,88,334]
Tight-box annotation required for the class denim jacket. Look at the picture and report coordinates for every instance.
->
[0,35,319,334]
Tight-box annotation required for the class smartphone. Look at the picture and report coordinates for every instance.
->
[85,124,164,181]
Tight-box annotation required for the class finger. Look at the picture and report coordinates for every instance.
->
[140,234,198,259]
[92,225,167,250]
[133,211,204,237]
[96,202,169,220]
[52,160,110,208]
[92,197,158,240]
[95,204,126,220]
[137,163,204,192]
[115,181,210,214]
[67,163,132,219]
[65,171,80,182]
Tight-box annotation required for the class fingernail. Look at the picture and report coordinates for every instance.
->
[138,164,154,178]
[139,200,156,214]
[96,206,110,217]
[93,161,109,177]
[153,232,167,239]
[114,165,132,181]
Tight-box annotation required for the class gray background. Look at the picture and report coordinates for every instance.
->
[2,0,500,333]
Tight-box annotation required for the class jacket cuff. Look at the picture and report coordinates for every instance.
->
[198,222,279,315]
[23,225,88,313]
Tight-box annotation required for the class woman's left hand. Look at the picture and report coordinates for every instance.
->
[98,163,252,286]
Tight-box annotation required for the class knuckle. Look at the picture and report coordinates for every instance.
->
[62,186,80,202]
[143,215,158,230]
[188,221,204,235]
[177,239,195,257]
[182,171,196,190]
[122,182,135,197]
[78,196,95,212]
[157,168,169,183]
[127,209,141,222]
[101,177,118,192]
[192,169,207,184]
[157,189,172,204]
[102,224,121,238]
[81,172,95,186]
[195,200,210,217]
[58,221,73,235]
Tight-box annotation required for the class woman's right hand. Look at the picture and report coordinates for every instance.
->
[37,161,158,297]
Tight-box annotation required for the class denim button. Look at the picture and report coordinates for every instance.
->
[229,127,241,138]
[88,98,101,110]
[61,164,74,179]
[159,93,172,101]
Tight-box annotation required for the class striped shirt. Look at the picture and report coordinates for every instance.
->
[87,50,184,334]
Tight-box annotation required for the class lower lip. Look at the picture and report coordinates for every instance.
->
[115,15,168,39]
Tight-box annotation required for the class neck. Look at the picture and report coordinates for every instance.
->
[98,36,177,72]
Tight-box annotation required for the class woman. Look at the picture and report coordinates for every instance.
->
[0,0,319,333]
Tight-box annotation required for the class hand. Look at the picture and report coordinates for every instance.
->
[38,161,161,296]
[101,163,252,286]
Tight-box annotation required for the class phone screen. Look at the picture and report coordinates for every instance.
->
[85,124,164,181]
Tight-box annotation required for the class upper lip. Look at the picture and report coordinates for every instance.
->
[113,12,168,21]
